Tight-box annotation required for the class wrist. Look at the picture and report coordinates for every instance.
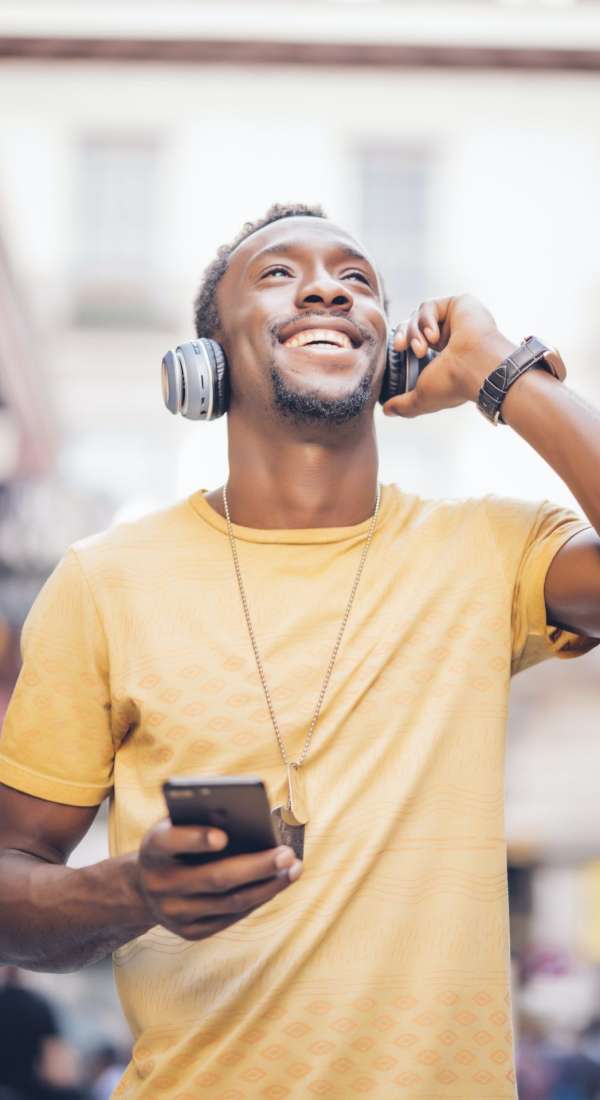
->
[117,852,156,931]
[465,333,518,403]
[476,334,566,426]
[497,361,560,423]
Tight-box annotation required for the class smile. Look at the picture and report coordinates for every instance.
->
[283,328,353,350]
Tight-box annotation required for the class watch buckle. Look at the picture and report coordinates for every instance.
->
[523,336,566,382]
[542,346,566,382]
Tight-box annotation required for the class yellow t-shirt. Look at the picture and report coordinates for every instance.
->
[1,484,598,1100]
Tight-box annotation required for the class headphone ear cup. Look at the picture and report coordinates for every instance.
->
[161,339,229,420]
[379,332,437,404]
[162,349,183,414]
[379,331,407,404]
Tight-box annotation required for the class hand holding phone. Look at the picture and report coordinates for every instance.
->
[134,777,303,942]
[163,776,279,863]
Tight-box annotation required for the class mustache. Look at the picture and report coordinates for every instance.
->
[269,312,377,346]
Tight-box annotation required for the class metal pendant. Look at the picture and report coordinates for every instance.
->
[271,807,305,860]
[285,763,308,825]
[271,765,308,860]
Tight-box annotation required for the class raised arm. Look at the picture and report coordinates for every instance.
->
[384,294,600,639]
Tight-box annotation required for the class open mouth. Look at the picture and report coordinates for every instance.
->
[283,328,354,350]
[277,317,364,352]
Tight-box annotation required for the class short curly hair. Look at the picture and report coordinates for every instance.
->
[193,202,326,338]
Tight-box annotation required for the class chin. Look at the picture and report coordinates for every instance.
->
[270,363,377,426]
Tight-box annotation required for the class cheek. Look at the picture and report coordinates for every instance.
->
[231,301,274,355]
[224,319,271,394]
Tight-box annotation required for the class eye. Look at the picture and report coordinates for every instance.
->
[344,270,372,286]
[260,266,292,279]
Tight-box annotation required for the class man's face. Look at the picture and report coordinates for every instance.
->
[215,217,388,425]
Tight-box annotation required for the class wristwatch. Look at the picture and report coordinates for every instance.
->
[477,336,567,425]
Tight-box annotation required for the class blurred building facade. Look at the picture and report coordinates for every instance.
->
[0,0,599,1076]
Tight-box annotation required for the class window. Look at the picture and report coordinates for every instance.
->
[358,145,432,323]
[73,136,160,326]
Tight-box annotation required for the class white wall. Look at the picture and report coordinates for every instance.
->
[1,60,599,513]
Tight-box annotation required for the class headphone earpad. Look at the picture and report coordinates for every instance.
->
[380,333,406,404]
[161,338,229,420]
[380,333,437,404]
[162,349,183,414]
[204,339,229,419]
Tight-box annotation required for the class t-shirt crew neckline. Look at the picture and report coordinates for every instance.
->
[188,484,392,545]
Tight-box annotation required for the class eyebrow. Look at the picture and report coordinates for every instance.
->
[248,239,373,268]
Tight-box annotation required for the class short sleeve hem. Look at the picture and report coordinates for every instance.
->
[0,754,111,807]
[514,519,600,673]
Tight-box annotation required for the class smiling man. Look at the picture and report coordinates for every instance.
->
[1,202,600,1100]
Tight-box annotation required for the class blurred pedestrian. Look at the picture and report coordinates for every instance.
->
[0,975,89,1100]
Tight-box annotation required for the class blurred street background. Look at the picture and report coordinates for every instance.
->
[0,1,600,1097]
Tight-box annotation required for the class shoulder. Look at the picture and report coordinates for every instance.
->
[382,482,504,533]
[382,485,563,557]
[69,495,199,577]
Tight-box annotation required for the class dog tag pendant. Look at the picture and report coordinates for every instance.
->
[285,763,309,825]
[271,764,308,860]
[271,807,305,860]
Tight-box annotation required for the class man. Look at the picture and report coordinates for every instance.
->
[0,202,599,1099]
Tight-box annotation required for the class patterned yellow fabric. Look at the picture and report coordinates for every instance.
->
[1,485,597,1099]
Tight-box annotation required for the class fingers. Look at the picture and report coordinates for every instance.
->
[393,298,451,358]
[138,820,303,940]
[144,842,298,897]
[170,860,302,939]
[142,818,229,864]
[382,366,464,419]
[382,390,423,420]
[158,866,297,923]
[391,322,408,353]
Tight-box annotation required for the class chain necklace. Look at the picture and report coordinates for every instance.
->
[223,482,382,859]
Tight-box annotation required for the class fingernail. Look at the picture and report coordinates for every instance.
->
[208,829,227,849]
[288,860,303,882]
[275,846,295,869]
[411,338,423,354]
[424,327,435,339]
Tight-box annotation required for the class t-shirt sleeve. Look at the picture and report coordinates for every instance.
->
[490,498,600,676]
[0,548,114,805]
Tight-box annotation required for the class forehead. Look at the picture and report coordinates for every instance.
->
[227,216,377,277]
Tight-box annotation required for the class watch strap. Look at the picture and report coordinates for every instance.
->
[477,336,556,426]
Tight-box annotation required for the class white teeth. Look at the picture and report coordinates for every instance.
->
[283,328,352,349]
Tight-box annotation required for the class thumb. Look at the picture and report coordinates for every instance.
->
[382,390,421,419]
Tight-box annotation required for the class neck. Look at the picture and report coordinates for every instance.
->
[206,409,379,528]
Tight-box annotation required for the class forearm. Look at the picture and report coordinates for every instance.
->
[498,367,600,535]
[0,849,154,972]
[390,299,600,531]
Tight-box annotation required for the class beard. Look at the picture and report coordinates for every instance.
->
[269,358,378,426]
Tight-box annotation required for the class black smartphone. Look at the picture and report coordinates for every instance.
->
[162,775,279,863]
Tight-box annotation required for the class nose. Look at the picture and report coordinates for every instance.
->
[296,268,354,312]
